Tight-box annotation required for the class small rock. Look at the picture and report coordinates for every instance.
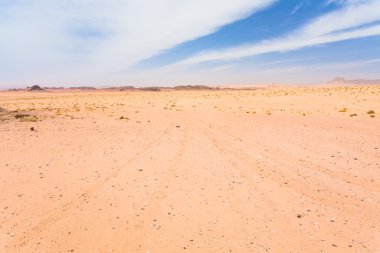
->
[30,127,35,131]
[15,114,30,119]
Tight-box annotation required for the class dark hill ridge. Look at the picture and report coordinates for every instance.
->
[69,86,97,90]
[139,87,161,91]
[106,86,136,91]
[14,85,218,91]
[174,85,216,90]
[28,85,45,91]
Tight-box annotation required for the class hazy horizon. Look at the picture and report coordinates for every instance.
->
[1,0,380,88]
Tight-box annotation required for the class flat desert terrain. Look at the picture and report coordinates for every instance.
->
[0,86,379,253]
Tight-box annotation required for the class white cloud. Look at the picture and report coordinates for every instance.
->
[174,24,380,66]
[290,2,304,15]
[302,0,380,36]
[172,0,380,67]
[0,0,276,85]
[209,64,237,72]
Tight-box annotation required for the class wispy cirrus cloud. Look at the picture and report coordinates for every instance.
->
[171,0,380,67]
[290,2,304,15]
[0,0,276,85]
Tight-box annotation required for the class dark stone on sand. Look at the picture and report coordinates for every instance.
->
[14,114,30,119]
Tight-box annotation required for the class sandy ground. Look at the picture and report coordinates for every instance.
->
[0,86,379,253]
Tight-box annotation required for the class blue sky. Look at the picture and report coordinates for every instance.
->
[0,0,380,87]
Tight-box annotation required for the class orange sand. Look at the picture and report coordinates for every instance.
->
[0,86,379,252]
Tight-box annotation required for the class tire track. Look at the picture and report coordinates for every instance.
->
[116,121,189,252]
[7,123,174,251]
[191,118,380,215]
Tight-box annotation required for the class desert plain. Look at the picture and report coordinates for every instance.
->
[0,85,379,253]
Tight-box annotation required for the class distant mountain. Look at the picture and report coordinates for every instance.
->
[174,85,216,90]
[28,85,45,91]
[139,87,161,91]
[329,77,380,85]
[115,86,136,91]
[69,86,97,90]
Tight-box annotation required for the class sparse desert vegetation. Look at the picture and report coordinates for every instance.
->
[367,110,375,117]
[338,108,347,112]
[0,85,379,253]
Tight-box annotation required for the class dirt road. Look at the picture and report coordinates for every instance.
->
[1,86,379,252]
